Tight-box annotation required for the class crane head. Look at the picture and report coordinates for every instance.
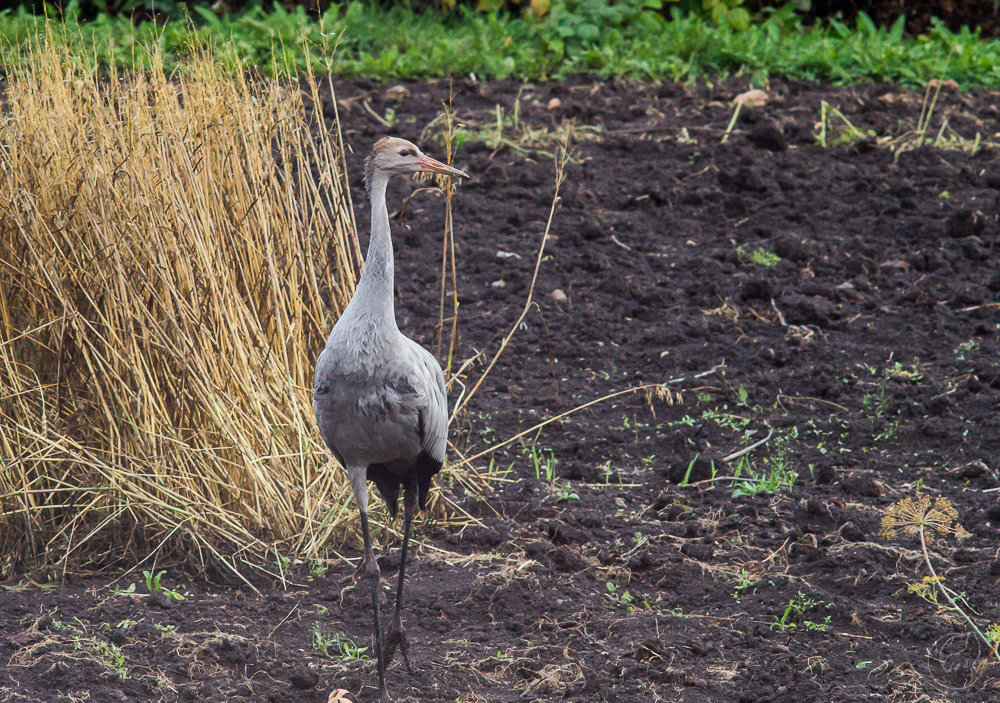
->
[365,137,468,187]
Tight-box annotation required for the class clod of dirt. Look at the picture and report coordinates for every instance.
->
[8,630,43,648]
[635,638,666,661]
[659,504,690,521]
[383,85,409,102]
[680,542,714,561]
[148,591,176,609]
[945,208,987,238]
[960,239,987,261]
[950,284,987,306]
[462,525,511,546]
[921,417,951,438]
[733,89,769,107]
[840,523,865,542]
[813,461,836,484]
[953,549,979,564]
[718,166,768,193]
[544,520,587,545]
[686,639,716,656]
[627,552,655,572]
[106,628,127,645]
[748,123,787,152]
[739,278,772,302]
[551,546,586,573]
[987,504,1000,523]
[789,543,821,561]
[662,453,727,484]
[772,232,811,262]
[779,293,837,326]
[807,499,831,516]
[289,667,319,690]
[835,280,865,302]
[524,540,550,560]
[843,475,881,497]
[759,346,789,367]
[947,461,988,481]
[982,163,1000,189]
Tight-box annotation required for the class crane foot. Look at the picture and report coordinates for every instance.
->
[382,615,413,674]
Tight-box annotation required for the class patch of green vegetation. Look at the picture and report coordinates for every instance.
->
[771,592,833,632]
[310,624,370,661]
[737,245,781,267]
[143,570,185,601]
[2,4,999,86]
[555,482,580,502]
[730,449,797,497]
[725,566,758,600]
[605,581,637,610]
[49,616,130,680]
[110,570,185,600]
[815,100,877,147]
[307,560,328,581]
[953,339,979,361]
[853,360,923,441]
[529,446,558,482]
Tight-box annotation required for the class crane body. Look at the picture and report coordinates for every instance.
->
[313,137,467,702]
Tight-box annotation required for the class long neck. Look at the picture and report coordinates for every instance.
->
[352,173,397,327]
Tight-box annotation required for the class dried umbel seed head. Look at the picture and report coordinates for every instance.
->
[880,494,970,543]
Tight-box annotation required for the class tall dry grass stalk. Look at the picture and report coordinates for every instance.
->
[0,37,364,577]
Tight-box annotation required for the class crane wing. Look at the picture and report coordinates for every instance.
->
[402,338,448,465]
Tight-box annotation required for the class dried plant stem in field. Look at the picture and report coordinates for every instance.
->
[881,496,1000,663]
[452,382,684,472]
[436,94,462,378]
[0,37,363,576]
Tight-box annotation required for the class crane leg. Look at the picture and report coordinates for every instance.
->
[359,509,391,702]
[383,479,416,674]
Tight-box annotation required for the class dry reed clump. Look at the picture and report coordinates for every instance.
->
[0,38,364,577]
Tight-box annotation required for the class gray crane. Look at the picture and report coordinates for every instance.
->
[313,137,467,702]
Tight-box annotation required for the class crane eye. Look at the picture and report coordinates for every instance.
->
[399,148,410,157]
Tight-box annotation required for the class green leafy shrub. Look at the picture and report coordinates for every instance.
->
[547,0,664,56]
[2,3,999,85]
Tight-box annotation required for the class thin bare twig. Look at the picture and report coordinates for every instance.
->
[722,425,774,463]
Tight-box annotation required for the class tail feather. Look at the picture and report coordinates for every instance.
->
[367,452,442,517]
[367,463,400,518]
[415,452,442,511]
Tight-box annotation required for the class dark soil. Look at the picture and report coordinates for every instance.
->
[4,77,1000,703]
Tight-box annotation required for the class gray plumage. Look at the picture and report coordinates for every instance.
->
[313,136,467,702]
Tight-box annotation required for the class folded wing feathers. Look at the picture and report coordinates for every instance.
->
[403,338,448,464]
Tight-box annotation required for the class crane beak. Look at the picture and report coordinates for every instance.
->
[418,154,469,179]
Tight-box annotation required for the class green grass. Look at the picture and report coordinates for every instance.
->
[310,624,370,661]
[3,4,1000,86]
[771,592,833,633]
[738,245,782,267]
